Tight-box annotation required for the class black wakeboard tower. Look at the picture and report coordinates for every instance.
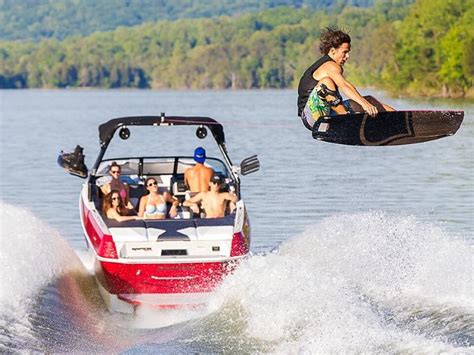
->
[58,113,259,179]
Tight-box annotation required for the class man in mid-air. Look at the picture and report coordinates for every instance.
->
[297,27,395,130]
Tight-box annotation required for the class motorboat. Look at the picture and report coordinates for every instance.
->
[58,114,259,313]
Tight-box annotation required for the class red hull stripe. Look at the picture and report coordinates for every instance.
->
[96,260,233,294]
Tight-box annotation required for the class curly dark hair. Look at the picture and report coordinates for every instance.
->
[319,28,351,54]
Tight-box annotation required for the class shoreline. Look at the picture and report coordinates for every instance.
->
[1,86,473,102]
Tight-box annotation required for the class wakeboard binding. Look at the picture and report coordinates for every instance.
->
[57,145,88,178]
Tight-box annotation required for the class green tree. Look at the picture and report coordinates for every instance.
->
[389,0,472,96]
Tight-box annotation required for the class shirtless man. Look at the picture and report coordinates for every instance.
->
[184,147,214,193]
[183,174,237,218]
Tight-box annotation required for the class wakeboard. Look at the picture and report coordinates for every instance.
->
[312,110,464,146]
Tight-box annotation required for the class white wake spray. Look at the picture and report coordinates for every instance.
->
[0,202,81,349]
[207,211,473,352]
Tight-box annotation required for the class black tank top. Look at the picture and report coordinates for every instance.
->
[297,54,334,116]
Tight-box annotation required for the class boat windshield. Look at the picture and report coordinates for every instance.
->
[102,125,225,162]
[96,157,229,178]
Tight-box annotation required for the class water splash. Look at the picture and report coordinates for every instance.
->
[0,202,81,350]
[206,211,473,352]
[2,205,472,352]
[0,203,144,352]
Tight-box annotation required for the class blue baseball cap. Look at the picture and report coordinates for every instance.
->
[194,147,206,163]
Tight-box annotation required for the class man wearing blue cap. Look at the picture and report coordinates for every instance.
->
[184,147,214,193]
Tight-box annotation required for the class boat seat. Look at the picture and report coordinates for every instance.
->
[194,213,235,227]
[104,218,146,229]
[90,184,102,211]
[145,219,194,241]
[175,207,194,219]
[170,174,187,198]
[128,183,145,209]
[104,218,148,242]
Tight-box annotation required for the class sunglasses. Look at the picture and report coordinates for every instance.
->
[147,181,158,187]
[111,170,120,174]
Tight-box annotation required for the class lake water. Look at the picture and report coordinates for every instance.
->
[0,89,473,352]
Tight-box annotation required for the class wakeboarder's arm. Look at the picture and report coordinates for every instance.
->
[326,63,378,116]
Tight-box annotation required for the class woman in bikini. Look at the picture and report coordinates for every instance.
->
[138,177,179,219]
[103,190,140,222]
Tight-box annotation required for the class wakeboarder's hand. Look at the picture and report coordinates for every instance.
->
[362,102,378,116]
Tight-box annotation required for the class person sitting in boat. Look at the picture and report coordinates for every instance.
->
[138,177,179,219]
[102,190,141,222]
[100,162,134,210]
[183,174,237,218]
[297,27,395,130]
[184,147,214,194]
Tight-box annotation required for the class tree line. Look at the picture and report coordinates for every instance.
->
[0,0,471,97]
[0,0,373,41]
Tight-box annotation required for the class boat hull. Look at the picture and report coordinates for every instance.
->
[95,259,230,295]
[80,188,249,312]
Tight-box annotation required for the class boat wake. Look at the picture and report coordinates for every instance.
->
[0,202,81,351]
[199,211,473,353]
[1,203,472,352]
[0,203,137,352]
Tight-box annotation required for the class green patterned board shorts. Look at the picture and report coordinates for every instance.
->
[301,86,351,130]
[303,86,330,126]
